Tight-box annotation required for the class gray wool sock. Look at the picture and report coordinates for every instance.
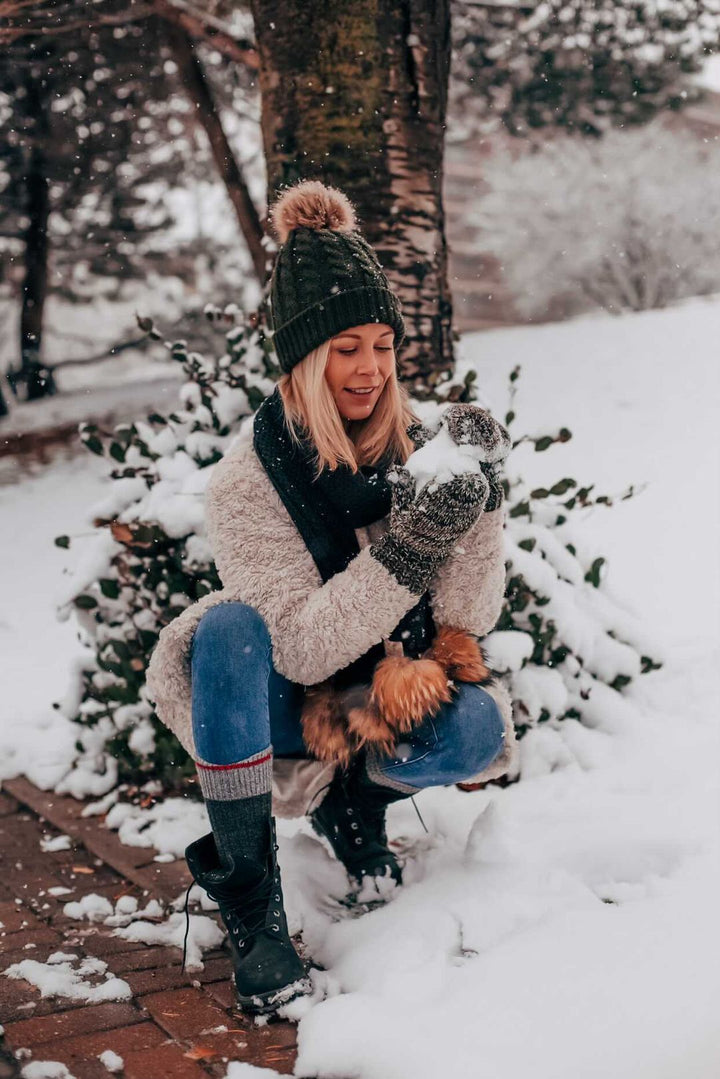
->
[196,746,273,870]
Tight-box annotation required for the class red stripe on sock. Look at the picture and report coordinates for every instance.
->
[196,752,272,773]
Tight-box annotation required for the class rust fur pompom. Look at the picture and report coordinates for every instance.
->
[370,656,453,732]
[424,624,492,683]
[301,683,356,768]
[269,180,358,244]
[299,626,493,766]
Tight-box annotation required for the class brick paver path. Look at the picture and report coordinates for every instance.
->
[0,785,301,1078]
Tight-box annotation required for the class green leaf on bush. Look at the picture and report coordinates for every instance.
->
[550,478,576,495]
[509,500,530,518]
[99,578,120,599]
[83,435,104,456]
[534,436,553,452]
[54,535,70,549]
[585,557,605,588]
[75,594,98,609]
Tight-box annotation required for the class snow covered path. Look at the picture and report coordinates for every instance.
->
[1,296,719,1077]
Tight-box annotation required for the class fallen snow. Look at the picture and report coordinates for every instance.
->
[21,1064,76,1079]
[113,911,224,972]
[225,1064,287,1078]
[39,834,72,853]
[103,797,209,859]
[62,894,114,923]
[3,953,131,1004]
[97,1050,124,1074]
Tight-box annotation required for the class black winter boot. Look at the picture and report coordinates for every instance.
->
[309,754,411,892]
[185,819,312,1014]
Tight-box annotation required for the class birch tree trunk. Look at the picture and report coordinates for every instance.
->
[249,0,454,396]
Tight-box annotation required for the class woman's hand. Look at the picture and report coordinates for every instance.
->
[370,464,490,594]
[441,403,511,464]
[441,404,510,510]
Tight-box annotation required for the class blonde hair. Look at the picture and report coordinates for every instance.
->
[277,339,418,478]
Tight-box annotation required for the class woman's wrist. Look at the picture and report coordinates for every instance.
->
[369,532,444,596]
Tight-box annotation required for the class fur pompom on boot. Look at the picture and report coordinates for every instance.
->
[299,625,494,765]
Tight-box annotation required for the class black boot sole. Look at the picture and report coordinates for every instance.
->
[234,971,314,1015]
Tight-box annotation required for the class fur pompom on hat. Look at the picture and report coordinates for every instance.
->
[269,180,357,243]
[266,179,406,374]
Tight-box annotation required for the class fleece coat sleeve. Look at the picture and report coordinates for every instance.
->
[429,505,507,638]
[204,438,422,687]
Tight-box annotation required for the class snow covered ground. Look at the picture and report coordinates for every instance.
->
[2,295,719,1077]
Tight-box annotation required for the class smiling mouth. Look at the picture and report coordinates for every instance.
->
[344,387,378,395]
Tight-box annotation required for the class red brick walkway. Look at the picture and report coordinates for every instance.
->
[0,785,301,1078]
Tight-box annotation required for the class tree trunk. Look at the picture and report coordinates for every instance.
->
[165,22,267,283]
[19,74,56,401]
[249,0,454,397]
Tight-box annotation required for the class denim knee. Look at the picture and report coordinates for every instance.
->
[191,601,270,660]
[376,683,506,789]
[191,602,273,765]
[424,684,506,785]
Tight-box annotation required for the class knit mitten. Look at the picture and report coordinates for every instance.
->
[369,465,490,595]
[442,404,511,512]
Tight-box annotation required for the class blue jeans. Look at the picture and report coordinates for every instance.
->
[190,602,506,788]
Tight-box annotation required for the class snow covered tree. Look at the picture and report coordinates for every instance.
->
[451,0,720,139]
[250,0,456,396]
[52,315,663,797]
[471,126,720,318]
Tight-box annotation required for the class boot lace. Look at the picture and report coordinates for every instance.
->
[181,840,285,973]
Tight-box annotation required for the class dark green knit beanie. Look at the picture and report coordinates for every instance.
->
[266,180,406,374]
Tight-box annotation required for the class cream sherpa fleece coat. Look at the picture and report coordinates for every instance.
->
[145,422,517,817]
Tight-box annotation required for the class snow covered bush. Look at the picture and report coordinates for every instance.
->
[473,127,720,319]
[53,306,280,793]
[484,367,663,768]
[53,317,663,796]
[452,0,720,138]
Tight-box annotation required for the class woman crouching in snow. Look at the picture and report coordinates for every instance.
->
[145,180,516,1015]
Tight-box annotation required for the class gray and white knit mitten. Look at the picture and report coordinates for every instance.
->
[370,465,490,595]
[442,404,511,512]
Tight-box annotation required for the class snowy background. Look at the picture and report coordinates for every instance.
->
[2,15,720,1078]
[2,294,718,1078]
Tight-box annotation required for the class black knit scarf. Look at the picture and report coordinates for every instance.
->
[252,386,435,689]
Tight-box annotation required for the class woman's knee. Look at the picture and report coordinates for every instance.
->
[436,684,506,782]
[192,601,270,659]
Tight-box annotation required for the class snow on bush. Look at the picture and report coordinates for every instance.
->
[51,302,663,797]
[51,308,279,794]
[451,0,720,139]
[474,127,720,319]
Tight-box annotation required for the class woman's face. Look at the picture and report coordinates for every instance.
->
[324,323,395,424]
